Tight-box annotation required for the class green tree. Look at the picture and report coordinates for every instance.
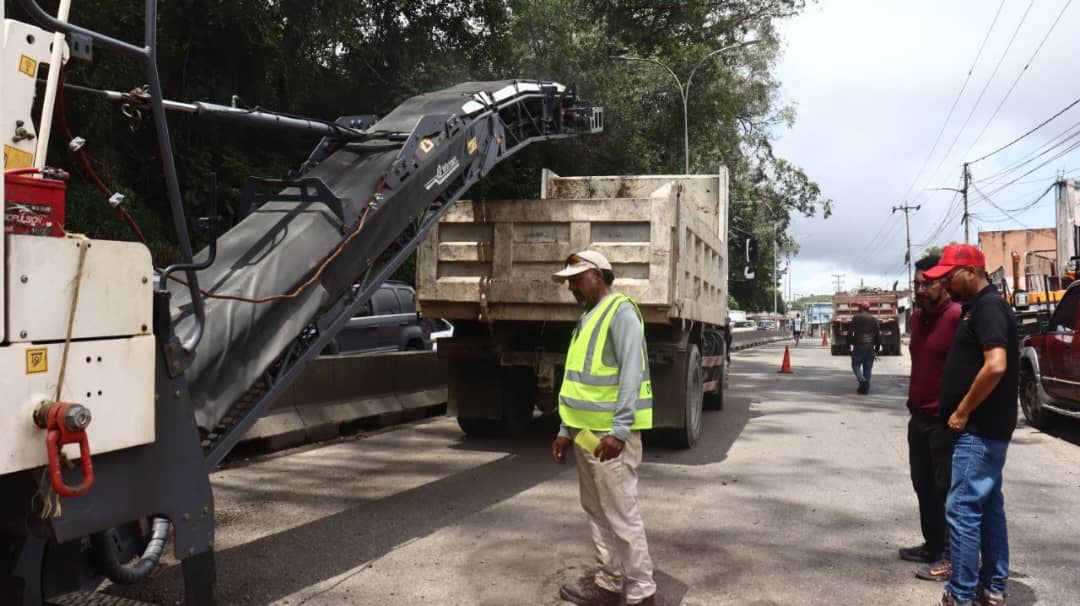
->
[9,0,829,300]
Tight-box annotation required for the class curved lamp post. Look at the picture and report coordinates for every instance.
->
[614,40,759,174]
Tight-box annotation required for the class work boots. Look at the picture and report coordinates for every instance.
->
[559,574,620,606]
[857,380,869,394]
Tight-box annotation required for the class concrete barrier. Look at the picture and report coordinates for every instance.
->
[242,350,448,450]
[731,330,791,350]
[239,334,786,454]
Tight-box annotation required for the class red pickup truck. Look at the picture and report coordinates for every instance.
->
[1018,281,1080,428]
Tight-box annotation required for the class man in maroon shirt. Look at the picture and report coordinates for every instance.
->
[899,256,962,582]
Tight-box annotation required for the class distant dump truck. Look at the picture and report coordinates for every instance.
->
[416,170,736,449]
[830,291,902,356]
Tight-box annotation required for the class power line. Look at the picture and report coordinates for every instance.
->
[975,117,1080,184]
[895,0,1007,204]
[971,183,1027,228]
[921,0,1035,191]
[918,190,964,247]
[969,94,1080,164]
[982,139,1080,196]
[996,182,1055,213]
[964,0,1074,157]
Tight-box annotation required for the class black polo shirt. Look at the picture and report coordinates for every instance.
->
[940,285,1019,442]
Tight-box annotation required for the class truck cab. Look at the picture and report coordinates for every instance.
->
[1019,280,1080,428]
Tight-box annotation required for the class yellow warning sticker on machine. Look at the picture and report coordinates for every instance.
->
[4,145,34,169]
[26,348,48,374]
[467,137,478,155]
[18,55,37,77]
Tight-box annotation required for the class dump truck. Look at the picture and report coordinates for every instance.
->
[829,291,902,356]
[2,1,603,603]
[416,169,733,449]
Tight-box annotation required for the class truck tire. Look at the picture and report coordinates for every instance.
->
[703,358,724,411]
[499,367,536,437]
[456,367,535,437]
[1019,366,1054,430]
[457,417,501,437]
[671,345,704,449]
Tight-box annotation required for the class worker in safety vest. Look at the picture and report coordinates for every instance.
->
[550,250,657,606]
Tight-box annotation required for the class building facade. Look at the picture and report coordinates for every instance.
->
[977,228,1056,289]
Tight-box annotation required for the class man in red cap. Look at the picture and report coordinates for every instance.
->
[850,300,880,394]
[921,244,1018,606]
[900,255,962,584]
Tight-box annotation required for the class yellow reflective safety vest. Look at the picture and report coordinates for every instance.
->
[558,293,653,431]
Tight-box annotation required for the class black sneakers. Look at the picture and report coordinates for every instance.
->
[916,558,952,582]
[559,575,620,606]
[899,543,941,563]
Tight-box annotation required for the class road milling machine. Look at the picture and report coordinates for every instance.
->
[1,1,603,603]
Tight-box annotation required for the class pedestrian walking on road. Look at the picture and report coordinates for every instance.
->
[899,256,961,583]
[850,301,880,394]
[922,244,1018,606]
[792,313,803,346]
[550,250,657,606]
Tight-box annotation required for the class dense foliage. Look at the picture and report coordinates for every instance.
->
[8,0,829,310]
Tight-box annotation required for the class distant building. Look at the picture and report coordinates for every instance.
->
[805,302,833,335]
[978,228,1056,288]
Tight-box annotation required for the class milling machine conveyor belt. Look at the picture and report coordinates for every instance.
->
[166,80,602,449]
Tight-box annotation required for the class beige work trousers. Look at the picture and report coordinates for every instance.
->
[573,430,656,603]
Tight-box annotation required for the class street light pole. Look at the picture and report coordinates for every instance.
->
[614,40,758,174]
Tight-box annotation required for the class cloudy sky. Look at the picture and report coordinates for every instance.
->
[774,0,1078,300]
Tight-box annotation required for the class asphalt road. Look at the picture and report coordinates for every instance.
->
[114,341,1080,605]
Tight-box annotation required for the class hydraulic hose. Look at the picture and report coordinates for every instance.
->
[90,517,170,585]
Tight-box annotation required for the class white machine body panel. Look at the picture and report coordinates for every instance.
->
[7,235,154,342]
[3,18,68,170]
[0,334,156,475]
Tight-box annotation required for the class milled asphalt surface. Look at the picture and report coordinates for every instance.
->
[115,341,1080,605]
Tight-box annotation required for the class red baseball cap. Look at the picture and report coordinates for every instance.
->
[922,244,986,280]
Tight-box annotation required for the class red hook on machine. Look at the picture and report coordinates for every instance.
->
[35,402,95,498]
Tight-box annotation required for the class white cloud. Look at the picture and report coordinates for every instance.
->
[773,0,1079,302]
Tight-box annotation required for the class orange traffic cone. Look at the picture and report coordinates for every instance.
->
[822,330,829,347]
[778,346,792,374]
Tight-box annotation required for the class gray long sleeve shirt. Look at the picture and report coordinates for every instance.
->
[559,294,646,441]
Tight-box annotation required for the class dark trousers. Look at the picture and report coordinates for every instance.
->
[908,413,955,556]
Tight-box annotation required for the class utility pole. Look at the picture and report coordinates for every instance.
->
[831,273,844,293]
[773,222,778,314]
[892,203,921,293]
[786,253,792,309]
[962,162,971,244]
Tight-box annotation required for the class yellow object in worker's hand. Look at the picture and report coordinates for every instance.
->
[574,428,602,457]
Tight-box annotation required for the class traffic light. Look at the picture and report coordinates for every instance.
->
[745,237,759,263]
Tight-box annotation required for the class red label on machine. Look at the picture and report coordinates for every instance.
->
[4,169,67,237]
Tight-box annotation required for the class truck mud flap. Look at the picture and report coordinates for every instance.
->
[241,351,447,449]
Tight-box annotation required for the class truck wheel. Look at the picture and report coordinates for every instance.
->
[703,358,724,411]
[672,345,704,449]
[499,367,536,437]
[1019,367,1054,430]
[457,417,501,437]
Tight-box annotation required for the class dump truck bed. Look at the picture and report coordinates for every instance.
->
[417,170,729,325]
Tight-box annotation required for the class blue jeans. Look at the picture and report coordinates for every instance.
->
[945,432,1009,601]
[850,345,875,382]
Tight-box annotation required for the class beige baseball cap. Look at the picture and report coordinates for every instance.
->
[551,250,612,282]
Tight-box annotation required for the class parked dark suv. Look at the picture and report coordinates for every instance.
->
[1018,280,1080,428]
[324,281,431,354]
